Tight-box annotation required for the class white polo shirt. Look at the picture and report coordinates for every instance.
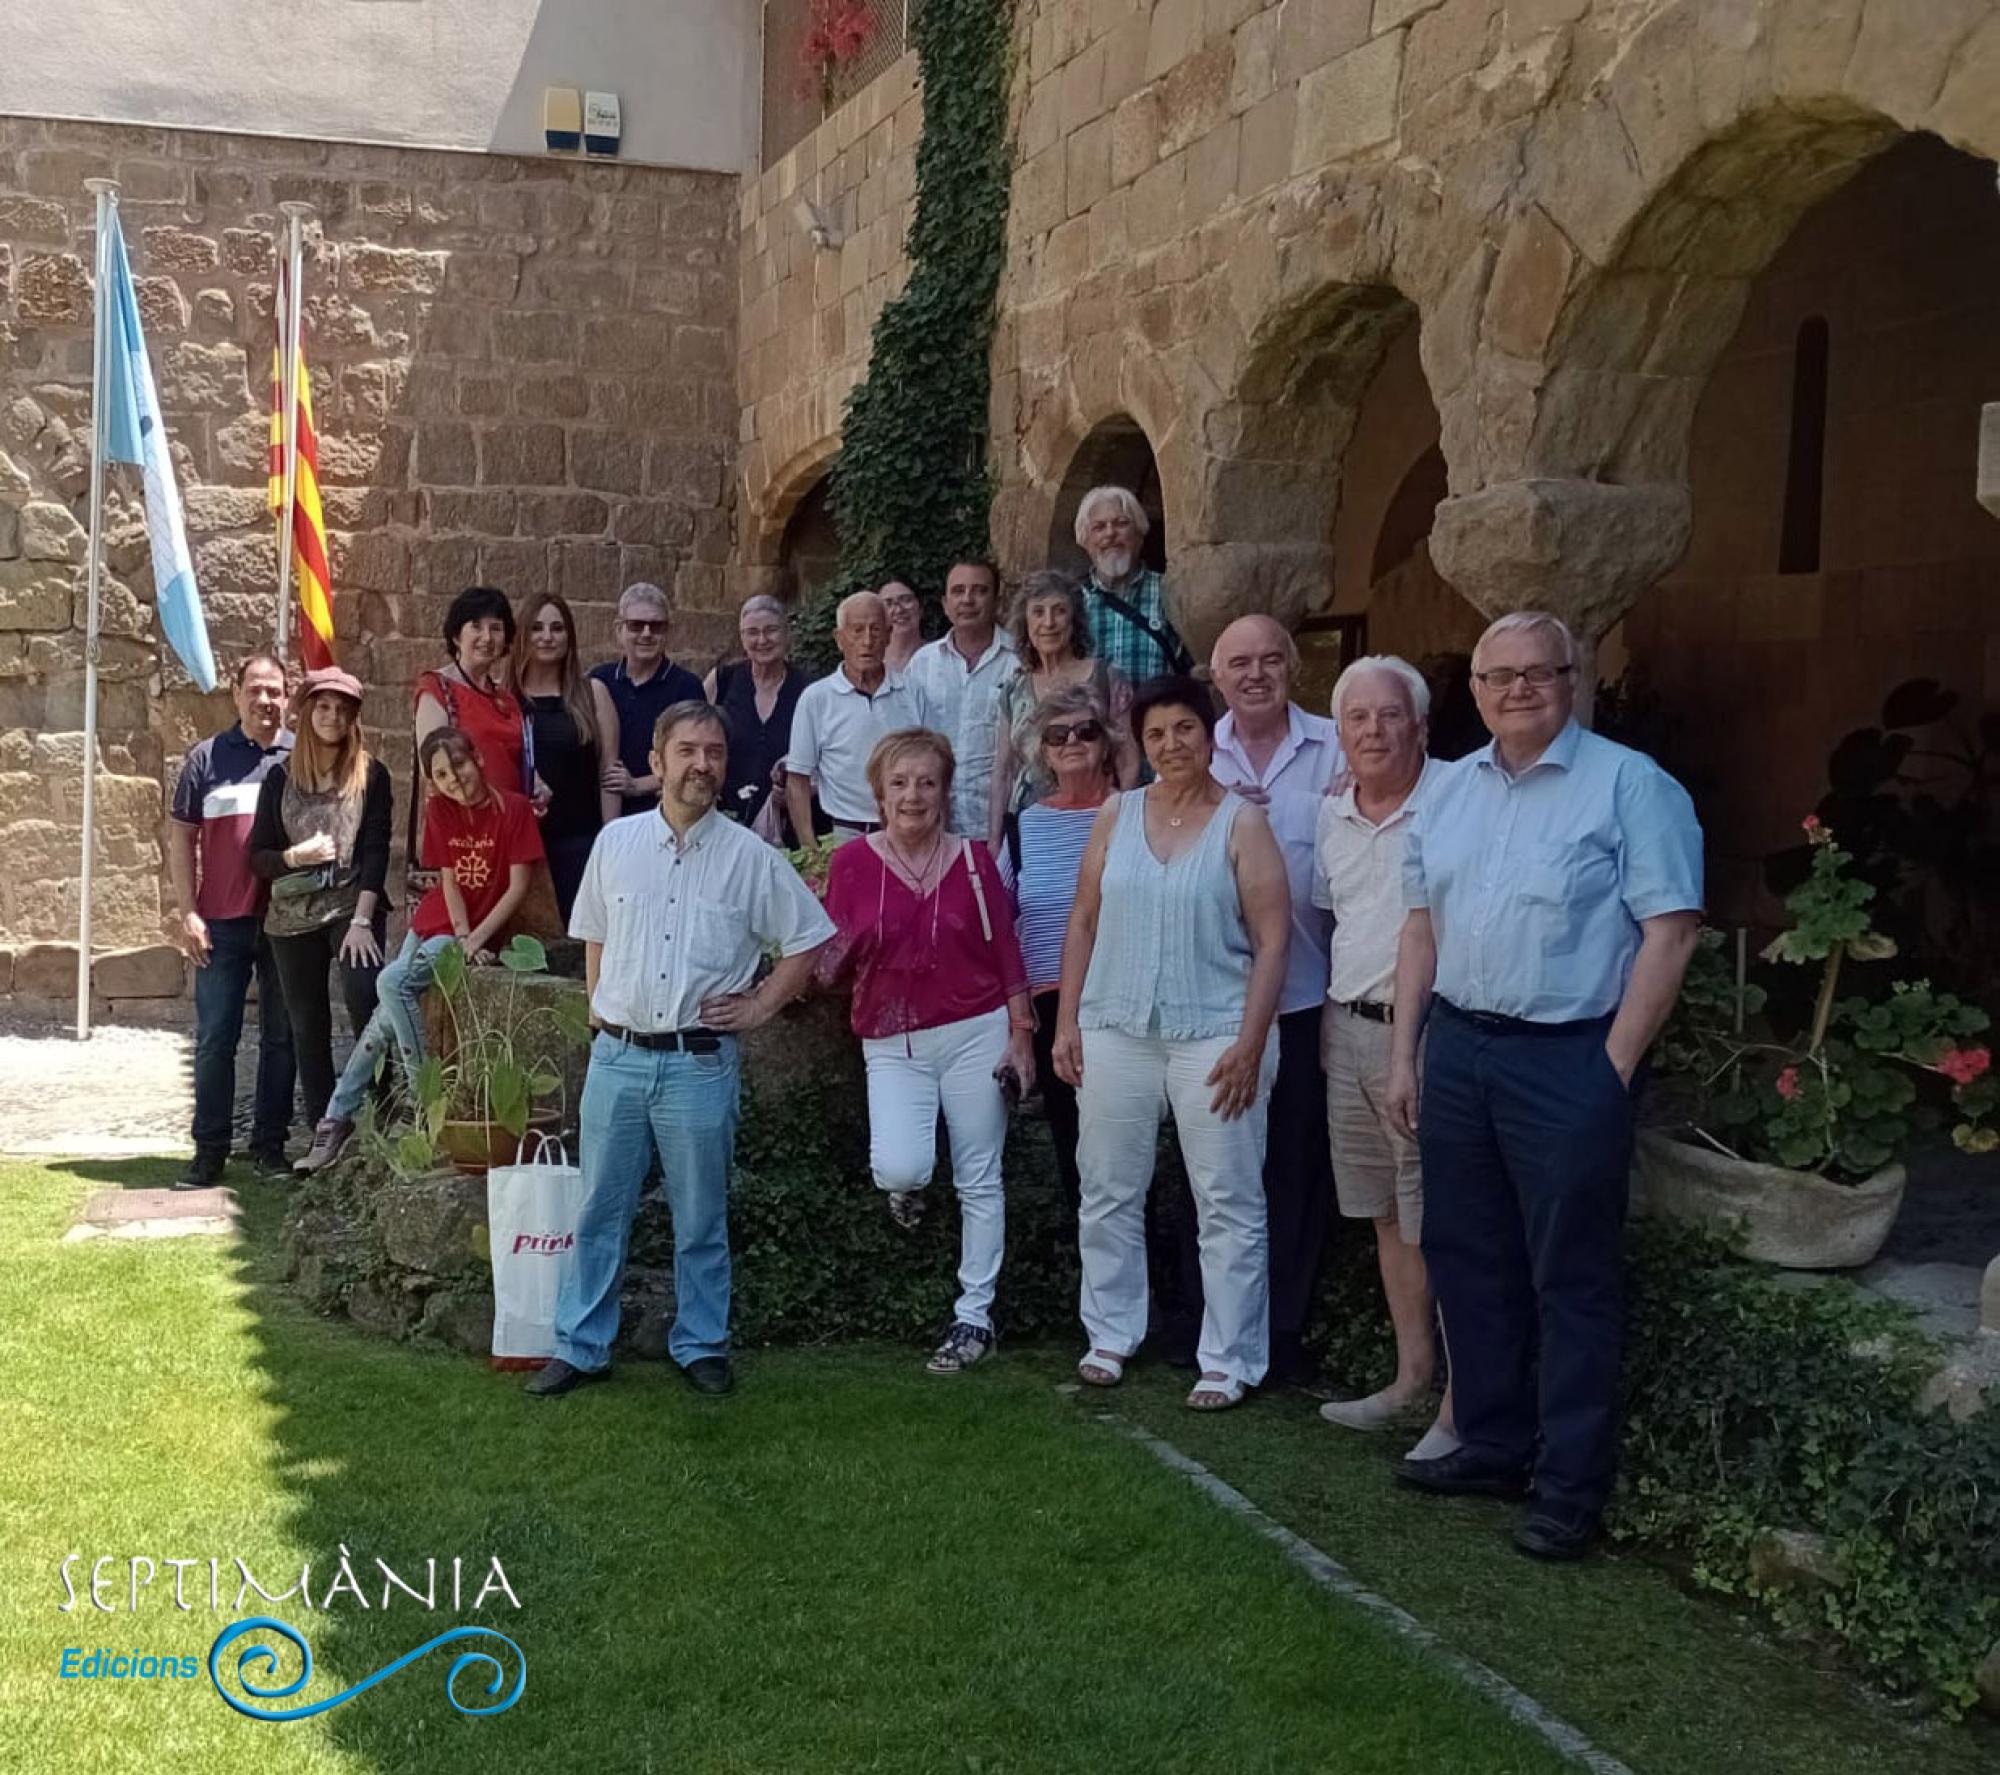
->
[785,666,929,825]
[569,807,834,1032]
[1211,705,1345,1016]
[904,628,1017,837]
[1312,758,1438,1006]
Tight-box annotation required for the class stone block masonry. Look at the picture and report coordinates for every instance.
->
[0,115,738,1001]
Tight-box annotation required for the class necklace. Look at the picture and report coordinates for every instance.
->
[884,831,944,892]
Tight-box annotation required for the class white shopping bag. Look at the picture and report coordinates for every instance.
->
[486,1132,583,1367]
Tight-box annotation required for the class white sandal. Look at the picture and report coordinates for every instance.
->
[1186,1371,1246,1411]
[1077,1348,1127,1387]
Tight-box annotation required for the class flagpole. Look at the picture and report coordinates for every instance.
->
[274,202,312,661]
[77,178,120,1042]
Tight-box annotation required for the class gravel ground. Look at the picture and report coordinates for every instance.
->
[0,1008,349,1160]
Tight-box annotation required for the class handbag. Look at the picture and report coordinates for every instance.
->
[486,1132,583,1369]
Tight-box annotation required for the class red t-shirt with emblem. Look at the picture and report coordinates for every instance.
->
[413,788,545,939]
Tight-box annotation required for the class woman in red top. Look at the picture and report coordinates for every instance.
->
[820,729,1035,1374]
[297,727,544,1173]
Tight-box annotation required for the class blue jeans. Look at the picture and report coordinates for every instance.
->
[554,1031,742,1371]
[1418,1001,1637,1522]
[191,916,295,1155]
[325,932,452,1123]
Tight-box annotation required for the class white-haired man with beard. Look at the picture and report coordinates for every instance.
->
[1074,486,1192,684]
[533,701,834,1402]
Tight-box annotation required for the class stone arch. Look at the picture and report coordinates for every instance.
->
[738,434,842,603]
[1172,281,1423,651]
[1046,414,1166,581]
[1430,0,2000,650]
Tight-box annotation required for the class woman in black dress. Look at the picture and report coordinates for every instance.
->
[517,591,618,919]
[703,594,809,842]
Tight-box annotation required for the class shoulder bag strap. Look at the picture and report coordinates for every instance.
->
[1093,585,1193,676]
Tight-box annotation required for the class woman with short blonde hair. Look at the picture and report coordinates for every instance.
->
[820,728,1036,1374]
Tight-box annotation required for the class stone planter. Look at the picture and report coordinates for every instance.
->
[1630,1128,1906,1270]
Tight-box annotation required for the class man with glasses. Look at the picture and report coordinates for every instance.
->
[592,582,706,816]
[1386,611,1702,1561]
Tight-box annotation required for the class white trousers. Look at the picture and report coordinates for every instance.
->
[862,1005,1010,1331]
[1076,1025,1277,1388]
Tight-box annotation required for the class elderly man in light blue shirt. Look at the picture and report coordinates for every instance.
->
[1207,613,1344,1384]
[1387,612,1702,1562]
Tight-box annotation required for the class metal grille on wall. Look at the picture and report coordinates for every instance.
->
[761,0,912,169]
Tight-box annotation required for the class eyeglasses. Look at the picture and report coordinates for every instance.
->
[622,619,667,635]
[1043,721,1104,746]
[1473,664,1574,690]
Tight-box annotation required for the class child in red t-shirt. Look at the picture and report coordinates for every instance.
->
[298,729,546,1171]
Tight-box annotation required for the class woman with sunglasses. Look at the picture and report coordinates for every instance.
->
[1005,684,1118,1210]
[987,569,1135,855]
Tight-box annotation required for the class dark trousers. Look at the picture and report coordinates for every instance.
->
[1418,1000,1637,1521]
[268,916,386,1127]
[1031,989,1080,1209]
[545,830,597,928]
[191,916,295,1156]
[1163,1006,1334,1377]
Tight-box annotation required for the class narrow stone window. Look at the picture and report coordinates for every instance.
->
[1778,316,1829,574]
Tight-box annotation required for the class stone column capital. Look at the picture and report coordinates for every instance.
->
[1430,478,1691,639]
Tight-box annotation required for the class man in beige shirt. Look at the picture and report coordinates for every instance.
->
[1311,654,1454,1460]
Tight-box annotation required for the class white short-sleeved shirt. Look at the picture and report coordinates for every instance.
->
[1210,705,1345,1016]
[1312,758,1439,1007]
[784,667,929,825]
[569,807,834,1032]
[904,629,1017,837]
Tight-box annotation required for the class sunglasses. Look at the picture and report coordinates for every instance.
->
[622,618,667,635]
[1043,720,1104,746]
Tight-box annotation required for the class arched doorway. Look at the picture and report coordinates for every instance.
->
[1618,131,2000,972]
[778,473,840,605]
[1048,414,1166,581]
[1320,318,1483,743]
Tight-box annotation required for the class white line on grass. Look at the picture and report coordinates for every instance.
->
[1098,1411,1636,1775]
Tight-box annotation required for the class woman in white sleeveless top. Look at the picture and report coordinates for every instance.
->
[1052,676,1291,1409]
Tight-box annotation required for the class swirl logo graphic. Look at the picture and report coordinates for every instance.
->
[208,1617,526,1720]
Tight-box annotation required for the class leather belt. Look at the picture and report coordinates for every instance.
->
[1338,999,1393,1024]
[599,1023,726,1053]
[1435,999,1610,1038]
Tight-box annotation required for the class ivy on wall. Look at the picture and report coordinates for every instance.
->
[796,0,1012,667]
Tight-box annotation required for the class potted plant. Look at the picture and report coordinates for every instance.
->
[1638,816,1995,1268]
[797,0,879,116]
[396,934,592,1176]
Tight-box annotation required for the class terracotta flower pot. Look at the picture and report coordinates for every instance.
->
[438,1108,562,1176]
[1630,1127,1906,1270]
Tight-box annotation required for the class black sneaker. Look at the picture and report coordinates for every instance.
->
[173,1149,227,1192]
[676,1356,735,1396]
[926,1322,994,1374]
[246,1143,292,1179]
[1392,1447,1531,1500]
[1513,1509,1603,1562]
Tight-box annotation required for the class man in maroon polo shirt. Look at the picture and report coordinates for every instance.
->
[167,655,297,1188]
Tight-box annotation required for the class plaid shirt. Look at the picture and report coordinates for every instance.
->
[1083,567,1187,684]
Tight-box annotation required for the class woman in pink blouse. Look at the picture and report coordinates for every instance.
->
[821,729,1036,1374]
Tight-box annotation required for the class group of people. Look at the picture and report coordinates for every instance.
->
[173,481,1704,1561]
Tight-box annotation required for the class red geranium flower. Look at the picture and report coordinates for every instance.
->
[1938,1046,1992,1086]
[1775,1065,1800,1100]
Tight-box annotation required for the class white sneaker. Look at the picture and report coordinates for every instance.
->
[1318,1388,1415,1431]
[1403,1421,1463,1462]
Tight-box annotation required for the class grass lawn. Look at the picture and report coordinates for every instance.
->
[0,1156,1574,1775]
[3,1155,1991,1775]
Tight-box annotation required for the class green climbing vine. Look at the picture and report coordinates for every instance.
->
[798,0,1012,668]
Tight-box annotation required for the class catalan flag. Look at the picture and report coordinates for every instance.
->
[269,262,335,669]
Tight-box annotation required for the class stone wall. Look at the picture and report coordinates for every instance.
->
[733,0,2000,682]
[732,53,921,600]
[0,114,738,1007]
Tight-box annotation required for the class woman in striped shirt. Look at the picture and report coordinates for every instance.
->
[1007,684,1119,1210]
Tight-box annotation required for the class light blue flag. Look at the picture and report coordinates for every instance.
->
[101,213,216,693]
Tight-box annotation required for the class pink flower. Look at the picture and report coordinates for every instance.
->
[1801,814,1821,834]
[1938,1047,1992,1086]
[1775,1066,1801,1101]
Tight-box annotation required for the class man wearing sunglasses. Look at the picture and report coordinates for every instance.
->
[593,582,708,816]
[1205,613,1344,1386]
[1387,611,1702,1562]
